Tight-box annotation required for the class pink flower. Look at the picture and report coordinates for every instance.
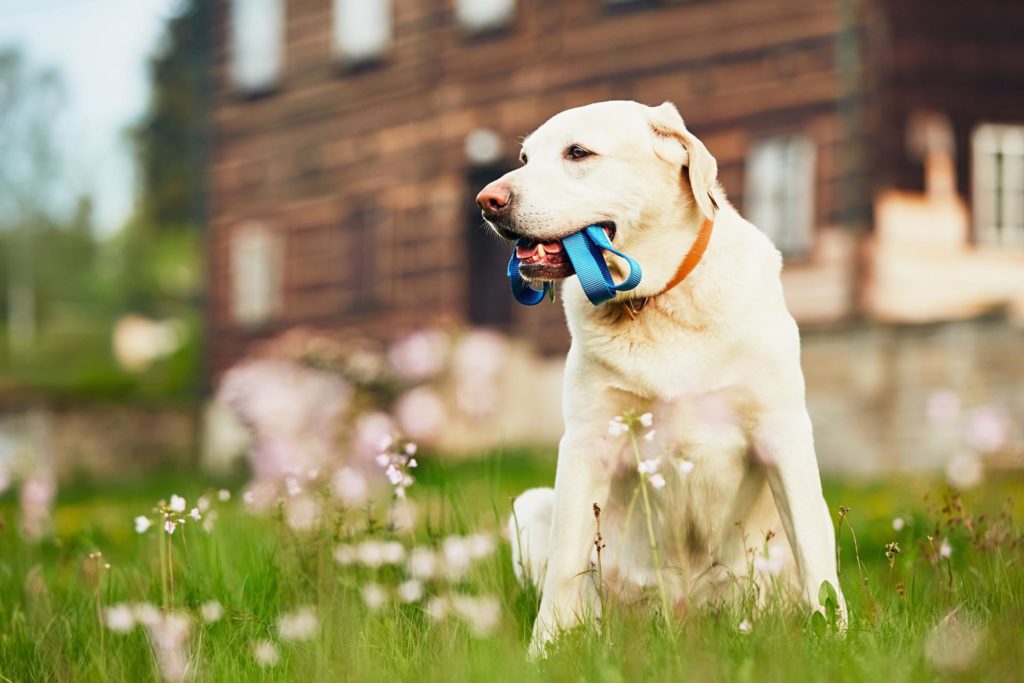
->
[331,467,369,505]
[394,387,445,443]
[608,416,629,437]
[926,389,961,425]
[965,405,1011,453]
[388,329,449,381]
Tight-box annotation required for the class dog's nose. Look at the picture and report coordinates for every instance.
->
[476,182,512,217]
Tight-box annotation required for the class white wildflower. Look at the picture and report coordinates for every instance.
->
[677,459,695,475]
[362,583,389,612]
[643,430,656,442]
[608,416,629,437]
[333,544,357,566]
[168,495,186,513]
[946,453,983,490]
[164,520,176,535]
[404,442,418,456]
[135,516,152,534]
[442,537,472,580]
[451,594,501,637]
[284,495,320,532]
[466,532,496,559]
[277,607,319,642]
[408,547,438,580]
[892,517,906,531]
[385,465,404,486]
[639,412,654,428]
[189,508,201,522]
[380,541,407,565]
[637,458,661,475]
[425,596,448,621]
[144,612,191,683]
[200,600,224,624]
[196,496,210,513]
[939,538,953,559]
[133,602,161,626]
[253,640,280,668]
[738,619,753,634]
[648,473,666,490]
[105,603,136,633]
[398,579,424,603]
[753,544,786,577]
[217,489,231,502]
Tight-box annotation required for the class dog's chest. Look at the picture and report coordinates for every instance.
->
[590,320,749,402]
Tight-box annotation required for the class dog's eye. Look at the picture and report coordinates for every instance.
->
[566,144,592,161]
[519,153,528,165]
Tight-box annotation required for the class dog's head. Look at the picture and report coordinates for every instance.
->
[476,100,718,286]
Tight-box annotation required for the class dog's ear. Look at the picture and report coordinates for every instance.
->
[645,102,718,221]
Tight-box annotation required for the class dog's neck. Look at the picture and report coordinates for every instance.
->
[618,214,714,319]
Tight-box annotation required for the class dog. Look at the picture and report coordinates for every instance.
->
[476,100,846,655]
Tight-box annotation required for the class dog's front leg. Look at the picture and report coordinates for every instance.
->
[756,408,847,626]
[529,429,615,657]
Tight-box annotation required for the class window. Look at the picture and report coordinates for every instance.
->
[231,224,283,326]
[745,134,816,257]
[229,0,285,94]
[333,0,392,65]
[973,124,1024,247]
[454,0,515,34]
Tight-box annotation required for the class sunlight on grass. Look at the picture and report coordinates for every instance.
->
[1,454,1022,682]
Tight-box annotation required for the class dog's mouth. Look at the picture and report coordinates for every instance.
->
[514,222,616,281]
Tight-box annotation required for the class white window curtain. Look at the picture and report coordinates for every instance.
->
[231,224,283,325]
[229,0,285,93]
[973,124,1024,247]
[333,0,393,64]
[745,134,816,257]
[454,0,515,33]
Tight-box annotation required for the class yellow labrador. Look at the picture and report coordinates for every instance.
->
[476,100,845,655]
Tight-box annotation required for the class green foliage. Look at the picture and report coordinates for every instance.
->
[130,0,209,231]
[1,457,1023,682]
[0,1,209,403]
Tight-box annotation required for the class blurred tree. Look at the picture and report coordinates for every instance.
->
[131,0,210,232]
[0,48,64,357]
[0,21,208,403]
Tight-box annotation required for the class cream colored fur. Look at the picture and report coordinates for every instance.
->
[484,100,845,656]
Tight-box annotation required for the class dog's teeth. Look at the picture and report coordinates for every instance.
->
[536,243,546,258]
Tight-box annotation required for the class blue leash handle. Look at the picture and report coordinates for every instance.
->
[507,225,643,306]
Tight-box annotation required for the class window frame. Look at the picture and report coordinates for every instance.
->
[230,223,284,328]
[972,123,1024,248]
[453,0,516,36]
[332,0,394,68]
[743,133,817,260]
[227,0,286,96]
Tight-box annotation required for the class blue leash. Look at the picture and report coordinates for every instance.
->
[507,225,643,306]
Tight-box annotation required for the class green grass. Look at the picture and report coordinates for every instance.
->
[1,451,1023,682]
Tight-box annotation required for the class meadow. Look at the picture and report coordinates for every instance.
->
[1,450,1022,683]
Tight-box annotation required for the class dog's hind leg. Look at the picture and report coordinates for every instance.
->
[509,487,554,590]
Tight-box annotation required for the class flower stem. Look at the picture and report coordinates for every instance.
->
[158,523,168,609]
[628,430,673,631]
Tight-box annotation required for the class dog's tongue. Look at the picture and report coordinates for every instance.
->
[515,240,564,260]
